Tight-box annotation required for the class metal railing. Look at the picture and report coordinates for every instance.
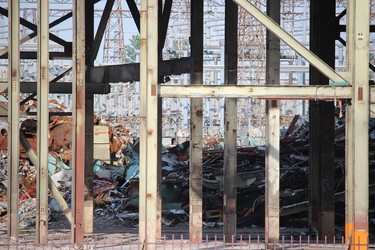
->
[0,233,372,249]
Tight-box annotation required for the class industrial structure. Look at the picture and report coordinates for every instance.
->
[0,0,374,249]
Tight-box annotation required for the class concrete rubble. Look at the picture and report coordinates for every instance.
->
[0,108,374,238]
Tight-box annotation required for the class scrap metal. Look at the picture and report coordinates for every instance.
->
[0,112,374,242]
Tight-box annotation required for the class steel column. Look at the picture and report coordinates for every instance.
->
[345,105,354,243]
[345,1,355,247]
[7,0,20,242]
[308,100,320,231]
[139,0,147,244]
[347,0,370,248]
[157,0,164,239]
[72,0,86,246]
[36,0,49,244]
[139,0,160,248]
[189,0,204,243]
[85,0,95,234]
[308,0,336,238]
[223,0,238,243]
[84,93,94,234]
[265,0,280,247]
[232,0,347,83]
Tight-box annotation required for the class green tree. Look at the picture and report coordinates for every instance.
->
[125,34,140,63]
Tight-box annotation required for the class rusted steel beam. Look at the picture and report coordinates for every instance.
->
[283,114,299,140]
[72,0,86,246]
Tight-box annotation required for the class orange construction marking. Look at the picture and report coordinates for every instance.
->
[352,230,368,250]
[345,223,354,243]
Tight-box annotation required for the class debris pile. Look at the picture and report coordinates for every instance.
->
[0,113,374,236]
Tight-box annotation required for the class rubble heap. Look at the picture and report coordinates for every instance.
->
[0,113,374,238]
